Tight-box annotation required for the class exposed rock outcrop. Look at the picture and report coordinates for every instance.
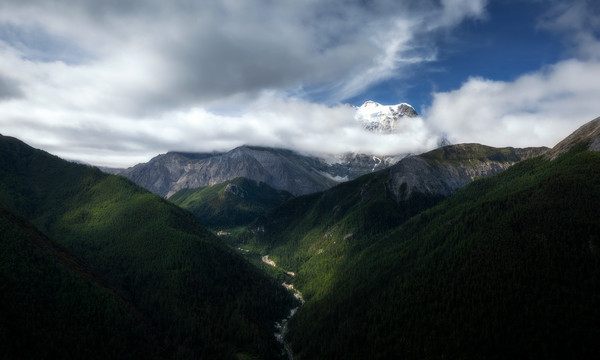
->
[545,117,600,160]
[116,146,406,198]
[387,144,548,201]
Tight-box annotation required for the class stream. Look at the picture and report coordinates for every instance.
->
[262,255,304,360]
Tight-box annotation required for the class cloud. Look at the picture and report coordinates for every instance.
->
[0,72,23,100]
[424,59,600,148]
[424,1,600,149]
[0,0,489,111]
[0,0,486,166]
[438,0,487,27]
[538,0,600,59]
[0,90,439,167]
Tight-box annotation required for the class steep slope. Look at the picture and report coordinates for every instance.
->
[389,143,547,200]
[287,142,600,359]
[0,134,295,359]
[117,146,406,198]
[0,206,157,359]
[242,144,546,300]
[545,116,600,159]
[119,146,336,197]
[169,177,293,230]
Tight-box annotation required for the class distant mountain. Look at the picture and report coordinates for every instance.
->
[116,145,407,198]
[354,100,419,133]
[389,143,547,200]
[0,134,295,359]
[111,101,429,198]
[169,177,293,230]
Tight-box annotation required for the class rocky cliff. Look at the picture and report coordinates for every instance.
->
[545,117,600,160]
[117,146,406,198]
[387,144,549,201]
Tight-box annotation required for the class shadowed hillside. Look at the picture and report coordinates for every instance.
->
[0,206,158,359]
[281,124,600,359]
[170,177,293,231]
[0,134,296,359]
[242,144,545,300]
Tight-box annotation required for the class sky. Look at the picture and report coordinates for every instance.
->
[0,0,599,167]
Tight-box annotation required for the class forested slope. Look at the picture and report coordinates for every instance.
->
[287,144,600,359]
[242,144,541,301]
[170,177,293,231]
[0,206,158,359]
[0,134,295,359]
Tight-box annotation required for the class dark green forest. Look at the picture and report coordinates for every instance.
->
[2,124,600,359]
[0,135,296,359]
[284,145,600,359]
[0,206,157,359]
[170,177,293,232]
[239,143,530,302]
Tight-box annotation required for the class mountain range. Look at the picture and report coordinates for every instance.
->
[108,102,423,198]
[241,117,600,359]
[111,145,407,198]
[2,112,600,359]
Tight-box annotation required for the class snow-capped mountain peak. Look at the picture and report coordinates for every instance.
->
[355,101,419,134]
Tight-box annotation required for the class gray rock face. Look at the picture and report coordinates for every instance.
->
[386,144,548,202]
[545,117,600,160]
[224,183,247,198]
[317,153,408,181]
[116,146,406,198]
[387,156,510,201]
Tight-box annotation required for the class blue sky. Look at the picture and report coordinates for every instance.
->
[349,0,565,111]
[0,0,599,166]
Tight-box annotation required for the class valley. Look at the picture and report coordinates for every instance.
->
[2,117,600,359]
[261,254,304,360]
[3,2,600,359]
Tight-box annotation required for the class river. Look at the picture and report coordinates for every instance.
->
[262,255,304,360]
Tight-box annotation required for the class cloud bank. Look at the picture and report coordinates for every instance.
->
[0,0,487,166]
[426,0,600,149]
[2,0,599,168]
[425,59,600,148]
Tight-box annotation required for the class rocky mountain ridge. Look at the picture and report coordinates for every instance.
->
[108,100,428,197]
[388,144,549,201]
[115,146,408,198]
[545,116,600,159]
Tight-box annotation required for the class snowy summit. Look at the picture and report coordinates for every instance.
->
[355,101,419,134]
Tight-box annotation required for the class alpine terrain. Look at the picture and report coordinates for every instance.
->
[109,103,421,198]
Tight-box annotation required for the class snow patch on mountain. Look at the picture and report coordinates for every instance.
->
[355,100,419,134]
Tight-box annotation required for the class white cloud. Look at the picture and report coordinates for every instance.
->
[0,90,439,167]
[424,0,600,149]
[424,59,600,148]
[0,0,486,166]
[438,0,487,27]
[538,0,600,59]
